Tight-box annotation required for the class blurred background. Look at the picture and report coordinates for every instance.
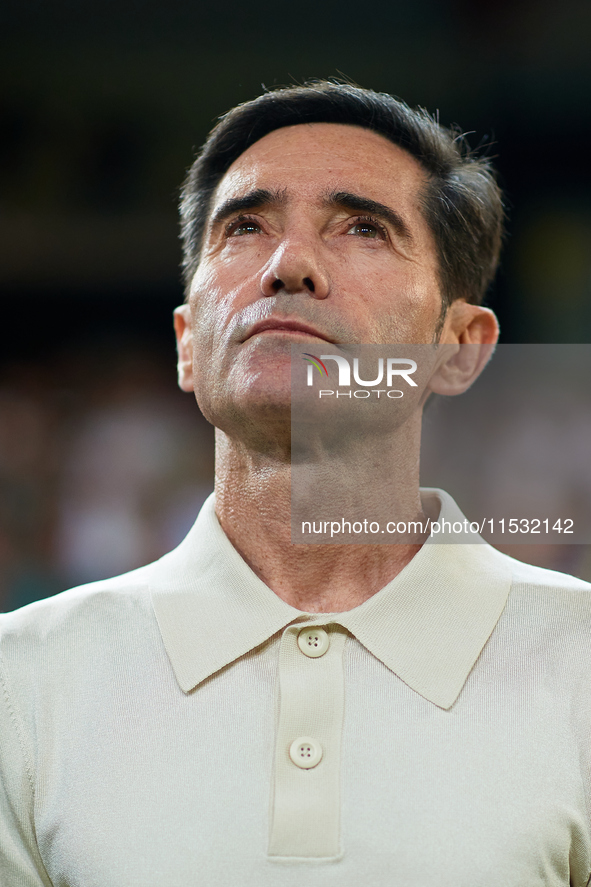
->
[1,0,591,609]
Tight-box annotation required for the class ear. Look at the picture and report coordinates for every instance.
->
[429,302,499,396]
[173,304,194,393]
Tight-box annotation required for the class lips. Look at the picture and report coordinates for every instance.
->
[243,318,334,343]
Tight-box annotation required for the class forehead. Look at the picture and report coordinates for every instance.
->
[212,122,427,208]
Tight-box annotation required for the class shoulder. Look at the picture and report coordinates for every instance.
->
[503,552,591,613]
[505,553,591,594]
[491,550,591,651]
[491,546,591,612]
[0,559,164,679]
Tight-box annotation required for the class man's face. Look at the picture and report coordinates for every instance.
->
[176,123,445,436]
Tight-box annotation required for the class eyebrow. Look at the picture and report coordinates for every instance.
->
[323,190,414,242]
[209,188,287,229]
[208,186,413,243]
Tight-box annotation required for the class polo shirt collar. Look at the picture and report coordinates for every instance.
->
[151,490,512,710]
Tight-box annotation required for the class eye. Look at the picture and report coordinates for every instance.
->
[346,216,387,239]
[226,216,262,236]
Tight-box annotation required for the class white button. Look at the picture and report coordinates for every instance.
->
[289,737,323,769]
[297,627,329,658]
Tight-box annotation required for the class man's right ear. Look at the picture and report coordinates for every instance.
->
[173,305,194,393]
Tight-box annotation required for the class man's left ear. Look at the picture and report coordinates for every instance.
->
[429,302,499,396]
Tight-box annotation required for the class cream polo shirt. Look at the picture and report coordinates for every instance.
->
[1,489,591,886]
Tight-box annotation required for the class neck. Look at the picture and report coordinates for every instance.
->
[214,418,428,613]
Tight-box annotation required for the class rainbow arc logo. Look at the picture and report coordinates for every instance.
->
[302,353,328,377]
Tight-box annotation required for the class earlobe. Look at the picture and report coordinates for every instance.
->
[428,341,496,396]
[173,305,194,393]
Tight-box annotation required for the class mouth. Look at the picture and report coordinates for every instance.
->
[243,318,335,343]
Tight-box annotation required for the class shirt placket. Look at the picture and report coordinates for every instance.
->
[268,620,347,859]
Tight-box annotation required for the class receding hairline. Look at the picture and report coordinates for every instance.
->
[206,120,430,200]
[217,118,424,150]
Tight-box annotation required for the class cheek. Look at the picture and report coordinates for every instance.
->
[190,254,263,334]
[189,269,234,352]
[187,273,253,405]
[389,288,442,342]
[187,292,227,401]
[337,260,442,343]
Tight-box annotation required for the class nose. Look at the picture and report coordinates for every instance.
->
[260,238,330,300]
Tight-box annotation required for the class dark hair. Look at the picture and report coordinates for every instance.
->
[180,81,504,307]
